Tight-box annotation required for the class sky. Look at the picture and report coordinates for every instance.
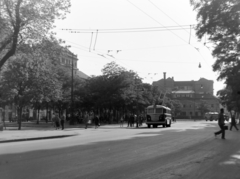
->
[54,0,225,95]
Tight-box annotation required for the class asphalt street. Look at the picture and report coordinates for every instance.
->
[1,121,240,179]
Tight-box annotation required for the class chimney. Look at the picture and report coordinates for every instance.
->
[172,76,174,80]
[163,72,166,91]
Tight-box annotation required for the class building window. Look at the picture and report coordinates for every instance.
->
[181,112,186,116]
[183,104,186,108]
[211,104,214,108]
[189,104,191,108]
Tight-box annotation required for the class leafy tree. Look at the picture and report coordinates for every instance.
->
[190,0,240,112]
[190,0,240,78]
[217,87,240,114]
[0,0,71,69]
[101,61,126,77]
[75,62,152,122]
[167,99,183,117]
[0,43,62,129]
[197,100,211,116]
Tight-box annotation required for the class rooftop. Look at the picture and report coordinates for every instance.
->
[77,70,89,79]
[172,90,195,94]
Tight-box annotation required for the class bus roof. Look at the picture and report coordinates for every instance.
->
[147,105,171,110]
[205,112,218,115]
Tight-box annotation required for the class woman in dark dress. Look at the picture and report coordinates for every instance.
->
[94,114,100,129]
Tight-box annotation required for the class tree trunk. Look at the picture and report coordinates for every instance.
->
[18,107,22,130]
[36,107,40,124]
[0,0,23,70]
[46,103,49,123]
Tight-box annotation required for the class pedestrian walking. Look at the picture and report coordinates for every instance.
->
[136,115,139,128]
[214,108,226,139]
[126,114,130,127]
[94,114,100,129]
[129,114,134,127]
[60,114,65,130]
[120,115,124,127]
[52,114,60,130]
[230,112,239,131]
[83,112,89,129]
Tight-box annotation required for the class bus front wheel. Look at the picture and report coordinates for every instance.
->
[167,121,171,127]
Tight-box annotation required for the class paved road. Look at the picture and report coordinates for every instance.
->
[1,121,240,179]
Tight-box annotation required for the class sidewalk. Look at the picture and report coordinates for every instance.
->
[0,120,180,143]
[0,121,124,143]
[0,121,85,143]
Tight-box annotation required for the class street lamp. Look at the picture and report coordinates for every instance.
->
[134,83,144,128]
[71,53,74,124]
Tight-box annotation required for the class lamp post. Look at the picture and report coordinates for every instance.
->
[134,81,144,128]
[71,53,74,124]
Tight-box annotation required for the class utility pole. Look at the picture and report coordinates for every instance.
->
[71,53,74,124]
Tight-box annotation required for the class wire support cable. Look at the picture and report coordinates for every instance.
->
[60,25,195,34]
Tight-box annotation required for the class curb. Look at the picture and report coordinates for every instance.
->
[0,134,78,144]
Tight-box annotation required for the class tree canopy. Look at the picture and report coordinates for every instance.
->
[0,0,71,69]
[190,0,240,112]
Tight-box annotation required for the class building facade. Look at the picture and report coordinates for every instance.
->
[152,73,220,119]
[1,48,89,122]
[59,48,89,80]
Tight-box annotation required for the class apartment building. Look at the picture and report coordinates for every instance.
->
[152,73,220,119]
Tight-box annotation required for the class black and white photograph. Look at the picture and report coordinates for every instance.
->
[0,0,240,178]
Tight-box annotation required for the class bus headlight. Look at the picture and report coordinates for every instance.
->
[147,115,151,121]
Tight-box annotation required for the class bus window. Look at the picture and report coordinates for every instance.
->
[156,108,163,114]
[163,108,166,113]
[148,108,154,113]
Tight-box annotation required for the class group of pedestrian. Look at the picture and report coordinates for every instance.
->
[127,114,135,127]
[214,108,239,139]
[52,114,65,130]
[126,114,144,128]
[83,111,100,129]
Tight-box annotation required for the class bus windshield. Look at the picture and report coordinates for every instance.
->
[147,107,163,114]
[147,108,154,113]
[156,108,163,114]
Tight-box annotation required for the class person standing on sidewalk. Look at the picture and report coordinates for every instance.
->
[230,111,239,131]
[126,114,130,127]
[120,115,124,127]
[83,112,89,129]
[214,108,226,139]
[52,114,60,130]
[94,114,100,129]
[60,114,65,130]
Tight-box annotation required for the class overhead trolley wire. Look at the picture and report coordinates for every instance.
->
[60,24,195,33]
[148,0,193,36]
[67,27,192,34]
[126,0,190,44]
[127,0,211,67]
[60,24,195,32]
